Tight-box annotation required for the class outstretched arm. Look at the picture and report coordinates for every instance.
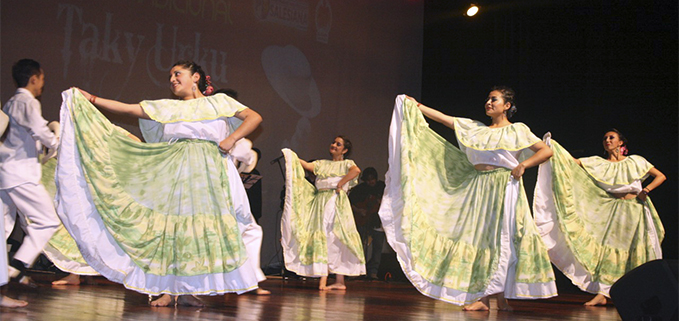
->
[218,108,262,152]
[637,167,666,201]
[511,141,553,179]
[406,96,455,130]
[299,159,315,172]
[78,88,150,119]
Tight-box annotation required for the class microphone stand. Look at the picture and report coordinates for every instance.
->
[270,155,287,278]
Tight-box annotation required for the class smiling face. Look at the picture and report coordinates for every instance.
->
[484,90,511,118]
[603,131,624,155]
[329,137,348,159]
[169,65,200,99]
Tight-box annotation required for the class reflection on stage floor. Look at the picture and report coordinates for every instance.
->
[0,274,623,320]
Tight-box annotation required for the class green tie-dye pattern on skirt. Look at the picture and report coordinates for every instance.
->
[67,94,247,276]
[549,141,664,286]
[397,99,554,292]
[284,150,365,267]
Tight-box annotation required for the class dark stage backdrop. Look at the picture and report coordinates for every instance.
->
[422,0,678,258]
[0,0,423,269]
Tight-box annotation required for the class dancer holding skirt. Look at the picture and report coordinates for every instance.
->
[380,88,557,310]
[534,129,665,306]
[56,61,265,306]
[281,136,365,290]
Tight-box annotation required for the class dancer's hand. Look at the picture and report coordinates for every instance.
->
[510,163,526,180]
[77,88,93,101]
[41,148,57,165]
[219,136,236,154]
[636,189,648,202]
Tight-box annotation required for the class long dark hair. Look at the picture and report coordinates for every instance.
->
[491,85,517,119]
[172,60,208,93]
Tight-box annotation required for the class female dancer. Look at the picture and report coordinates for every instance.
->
[380,87,557,311]
[55,61,265,306]
[534,129,665,306]
[281,136,365,290]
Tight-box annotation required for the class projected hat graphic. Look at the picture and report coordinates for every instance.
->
[261,45,321,119]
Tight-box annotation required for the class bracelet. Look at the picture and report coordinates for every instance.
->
[643,188,650,194]
[89,95,97,105]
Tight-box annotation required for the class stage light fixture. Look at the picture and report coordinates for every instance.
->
[466,4,479,17]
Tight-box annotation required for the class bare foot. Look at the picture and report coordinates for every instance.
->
[150,294,175,307]
[496,293,513,311]
[319,276,328,291]
[463,297,490,311]
[0,295,28,308]
[325,283,347,290]
[584,294,607,306]
[177,295,205,307]
[256,288,271,295]
[52,274,81,285]
[325,275,346,290]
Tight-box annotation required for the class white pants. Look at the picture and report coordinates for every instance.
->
[0,194,6,286]
[1,182,60,266]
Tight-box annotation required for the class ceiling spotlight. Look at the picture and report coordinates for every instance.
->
[466,4,479,17]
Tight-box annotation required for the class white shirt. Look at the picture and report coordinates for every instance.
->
[461,148,524,169]
[594,180,643,194]
[160,119,229,144]
[160,119,254,167]
[0,88,58,189]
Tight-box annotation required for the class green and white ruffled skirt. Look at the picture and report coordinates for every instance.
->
[55,89,264,295]
[379,95,556,305]
[534,138,664,296]
[281,149,365,277]
[39,158,98,275]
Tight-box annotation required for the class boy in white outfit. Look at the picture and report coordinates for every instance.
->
[0,59,60,304]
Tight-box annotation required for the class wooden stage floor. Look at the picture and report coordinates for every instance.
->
[1,274,623,320]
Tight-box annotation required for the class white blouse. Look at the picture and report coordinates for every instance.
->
[452,117,540,170]
[462,149,525,169]
[160,119,229,144]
